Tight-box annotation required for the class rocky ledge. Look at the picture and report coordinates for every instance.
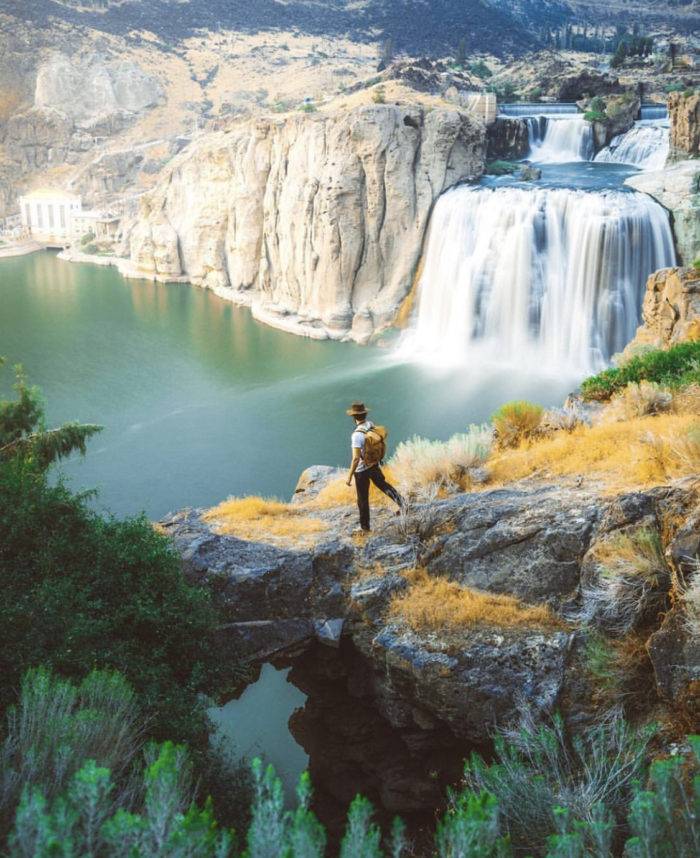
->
[121,104,486,343]
[162,474,700,769]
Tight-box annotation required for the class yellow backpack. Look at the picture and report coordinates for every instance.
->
[359,425,388,466]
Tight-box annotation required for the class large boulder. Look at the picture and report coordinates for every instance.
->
[123,104,486,343]
[626,161,700,265]
[486,117,529,160]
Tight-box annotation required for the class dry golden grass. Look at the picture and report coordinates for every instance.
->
[602,381,673,422]
[202,496,327,544]
[486,413,700,492]
[592,528,666,585]
[389,568,556,633]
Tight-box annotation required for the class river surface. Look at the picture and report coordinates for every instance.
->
[0,251,579,518]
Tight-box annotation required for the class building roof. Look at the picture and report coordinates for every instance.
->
[19,189,80,202]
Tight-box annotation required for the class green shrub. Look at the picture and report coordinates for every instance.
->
[584,110,607,123]
[464,712,654,856]
[300,101,317,112]
[79,230,95,247]
[469,60,493,79]
[486,160,519,176]
[581,342,700,400]
[665,82,685,93]
[491,400,544,448]
[0,363,239,748]
[624,736,700,858]
[589,96,606,113]
[693,258,700,271]
[683,89,696,98]
[371,86,386,104]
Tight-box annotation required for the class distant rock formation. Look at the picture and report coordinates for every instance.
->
[669,90,700,159]
[123,104,486,343]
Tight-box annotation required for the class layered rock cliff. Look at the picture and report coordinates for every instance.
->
[624,266,700,356]
[123,105,486,342]
[669,90,700,159]
[161,473,700,815]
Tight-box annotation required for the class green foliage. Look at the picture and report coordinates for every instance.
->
[486,160,519,176]
[0,362,102,470]
[464,712,654,855]
[436,790,511,857]
[665,82,686,93]
[583,110,607,123]
[589,96,606,114]
[339,796,382,858]
[491,400,543,448]
[581,342,700,400]
[9,743,233,857]
[300,102,317,113]
[371,86,386,104]
[469,60,493,79]
[624,736,700,857]
[80,230,96,247]
[693,258,700,271]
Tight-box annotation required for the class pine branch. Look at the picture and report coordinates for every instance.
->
[0,423,103,469]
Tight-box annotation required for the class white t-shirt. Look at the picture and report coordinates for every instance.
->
[351,420,374,473]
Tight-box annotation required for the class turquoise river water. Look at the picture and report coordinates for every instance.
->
[0,252,579,518]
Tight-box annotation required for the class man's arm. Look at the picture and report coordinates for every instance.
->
[347,447,362,485]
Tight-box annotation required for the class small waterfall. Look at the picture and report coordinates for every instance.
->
[594,121,669,171]
[640,104,668,121]
[529,116,595,163]
[500,103,579,116]
[401,185,675,370]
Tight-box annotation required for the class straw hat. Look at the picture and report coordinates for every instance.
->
[346,401,370,417]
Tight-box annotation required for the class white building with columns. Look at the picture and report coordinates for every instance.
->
[18,189,83,243]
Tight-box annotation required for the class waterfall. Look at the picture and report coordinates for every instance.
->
[500,103,579,116]
[594,121,669,171]
[640,104,668,121]
[528,116,595,163]
[400,185,676,370]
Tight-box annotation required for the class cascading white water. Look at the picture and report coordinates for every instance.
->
[500,103,579,116]
[594,121,669,171]
[640,105,668,121]
[400,185,676,370]
[529,115,595,163]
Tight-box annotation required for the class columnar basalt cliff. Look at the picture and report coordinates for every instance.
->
[123,105,486,342]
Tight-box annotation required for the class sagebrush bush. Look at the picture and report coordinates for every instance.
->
[492,401,544,449]
[581,342,700,401]
[464,710,654,856]
[389,425,492,498]
[604,381,673,421]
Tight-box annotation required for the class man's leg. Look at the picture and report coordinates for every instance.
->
[354,469,371,531]
[368,465,404,509]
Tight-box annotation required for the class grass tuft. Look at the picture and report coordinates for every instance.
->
[388,568,556,632]
[202,496,327,543]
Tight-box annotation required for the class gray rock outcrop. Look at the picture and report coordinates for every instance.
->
[123,104,486,343]
[626,161,700,265]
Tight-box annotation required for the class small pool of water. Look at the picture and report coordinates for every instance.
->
[483,161,639,192]
[209,664,308,800]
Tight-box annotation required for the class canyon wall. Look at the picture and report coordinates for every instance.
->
[669,90,700,159]
[124,105,486,342]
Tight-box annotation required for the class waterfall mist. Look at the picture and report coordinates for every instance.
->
[400,185,676,371]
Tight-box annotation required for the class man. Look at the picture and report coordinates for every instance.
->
[345,401,404,532]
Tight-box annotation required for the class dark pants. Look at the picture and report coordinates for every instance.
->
[354,465,404,531]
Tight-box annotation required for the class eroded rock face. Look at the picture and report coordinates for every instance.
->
[34,52,164,127]
[626,161,700,265]
[669,91,700,158]
[624,267,700,355]
[486,117,529,160]
[124,105,486,342]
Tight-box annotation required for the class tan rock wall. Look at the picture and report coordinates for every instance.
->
[125,104,486,342]
[623,266,700,357]
[669,91,700,158]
